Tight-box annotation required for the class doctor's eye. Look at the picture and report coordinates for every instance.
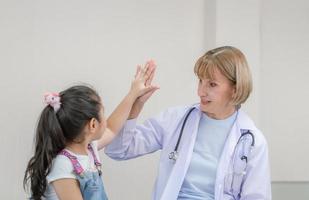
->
[210,82,217,87]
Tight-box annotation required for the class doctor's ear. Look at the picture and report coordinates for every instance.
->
[231,86,237,99]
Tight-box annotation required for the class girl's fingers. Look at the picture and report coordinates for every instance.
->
[136,60,156,84]
[135,65,142,79]
[137,64,147,79]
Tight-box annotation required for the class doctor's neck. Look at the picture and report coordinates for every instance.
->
[204,106,237,120]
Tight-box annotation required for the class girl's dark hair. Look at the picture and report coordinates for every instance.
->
[23,85,102,200]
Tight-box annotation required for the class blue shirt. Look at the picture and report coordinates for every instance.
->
[178,111,237,200]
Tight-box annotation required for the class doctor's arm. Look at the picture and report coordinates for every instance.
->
[128,63,157,120]
[240,134,272,200]
[104,107,180,160]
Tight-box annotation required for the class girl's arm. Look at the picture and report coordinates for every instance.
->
[97,62,159,150]
[52,179,83,200]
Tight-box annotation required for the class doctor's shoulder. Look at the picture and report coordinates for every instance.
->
[152,104,192,128]
[159,104,192,120]
[250,128,269,162]
[240,111,269,156]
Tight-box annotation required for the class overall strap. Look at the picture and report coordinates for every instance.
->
[87,144,102,167]
[59,149,84,175]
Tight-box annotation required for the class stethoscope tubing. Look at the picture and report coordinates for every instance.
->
[169,106,255,162]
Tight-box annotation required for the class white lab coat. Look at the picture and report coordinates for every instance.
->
[105,104,271,200]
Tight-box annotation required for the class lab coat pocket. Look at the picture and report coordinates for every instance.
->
[224,158,247,199]
[224,172,234,195]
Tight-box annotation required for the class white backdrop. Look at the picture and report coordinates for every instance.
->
[260,0,309,181]
[0,0,308,199]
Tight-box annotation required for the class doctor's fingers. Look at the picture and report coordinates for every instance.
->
[143,60,157,83]
[135,63,148,80]
[142,59,156,76]
[141,85,160,96]
[138,86,159,102]
[145,67,156,86]
[136,60,156,82]
[137,63,151,82]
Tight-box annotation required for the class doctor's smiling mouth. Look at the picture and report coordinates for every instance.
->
[200,99,211,105]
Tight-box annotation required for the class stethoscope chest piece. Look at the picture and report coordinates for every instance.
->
[168,151,178,162]
[168,107,196,163]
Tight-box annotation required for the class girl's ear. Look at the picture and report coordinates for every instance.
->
[92,118,98,129]
[87,118,97,134]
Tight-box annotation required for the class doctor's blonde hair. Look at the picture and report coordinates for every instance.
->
[194,46,252,106]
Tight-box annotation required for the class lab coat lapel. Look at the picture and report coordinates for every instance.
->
[214,110,255,199]
[160,108,201,200]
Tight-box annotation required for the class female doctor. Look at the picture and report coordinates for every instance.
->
[105,46,271,200]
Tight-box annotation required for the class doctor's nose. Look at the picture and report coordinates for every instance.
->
[198,81,209,94]
[198,86,209,97]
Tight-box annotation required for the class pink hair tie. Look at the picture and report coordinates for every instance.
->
[44,92,61,112]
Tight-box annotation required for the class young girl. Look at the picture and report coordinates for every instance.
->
[24,61,159,200]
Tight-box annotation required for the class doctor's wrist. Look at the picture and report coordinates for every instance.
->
[128,101,144,119]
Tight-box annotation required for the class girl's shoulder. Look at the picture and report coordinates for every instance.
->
[46,154,76,183]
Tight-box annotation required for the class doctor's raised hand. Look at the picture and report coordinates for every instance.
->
[129,60,159,119]
[131,60,159,102]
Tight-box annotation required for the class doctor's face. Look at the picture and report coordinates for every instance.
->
[197,68,236,119]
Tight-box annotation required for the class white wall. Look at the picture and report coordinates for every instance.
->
[260,0,309,181]
[0,0,207,199]
[215,0,261,124]
[1,0,308,199]
[214,0,309,182]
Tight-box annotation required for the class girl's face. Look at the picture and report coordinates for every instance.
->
[197,68,236,119]
[94,106,106,140]
[82,105,106,143]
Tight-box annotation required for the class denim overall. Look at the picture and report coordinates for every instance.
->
[59,144,108,200]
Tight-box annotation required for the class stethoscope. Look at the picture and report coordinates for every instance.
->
[168,107,255,162]
[168,107,196,162]
[236,129,255,163]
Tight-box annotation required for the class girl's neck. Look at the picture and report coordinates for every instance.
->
[66,140,90,155]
